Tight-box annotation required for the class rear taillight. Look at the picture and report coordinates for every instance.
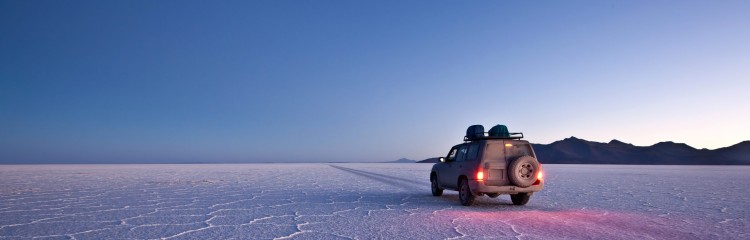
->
[537,164,543,180]
[476,171,484,181]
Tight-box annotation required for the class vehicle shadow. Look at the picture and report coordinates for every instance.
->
[328,165,425,192]
[328,165,425,186]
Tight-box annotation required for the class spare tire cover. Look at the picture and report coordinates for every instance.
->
[508,156,540,188]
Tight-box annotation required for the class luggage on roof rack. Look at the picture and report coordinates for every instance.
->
[488,125,510,137]
[465,125,485,141]
[463,124,523,141]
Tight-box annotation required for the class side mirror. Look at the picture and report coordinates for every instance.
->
[439,157,446,163]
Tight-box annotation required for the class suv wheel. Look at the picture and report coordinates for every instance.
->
[458,178,475,206]
[431,175,443,196]
[508,156,540,188]
[510,192,532,205]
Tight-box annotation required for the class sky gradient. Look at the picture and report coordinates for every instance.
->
[2,1,749,163]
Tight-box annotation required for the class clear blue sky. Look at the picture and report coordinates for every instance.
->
[2,1,749,163]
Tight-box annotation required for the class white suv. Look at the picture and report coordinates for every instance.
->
[430,124,544,206]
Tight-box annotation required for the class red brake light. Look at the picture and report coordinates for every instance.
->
[477,171,484,181]
[537,164,544,180]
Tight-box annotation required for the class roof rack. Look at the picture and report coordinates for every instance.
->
[464,132,524,142]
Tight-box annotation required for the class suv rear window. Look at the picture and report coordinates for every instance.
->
[506,142,534,160]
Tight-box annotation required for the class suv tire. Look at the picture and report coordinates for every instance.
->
[508,156,540,188]
[510,192,532,205]
[458,178,475,206]
[431,175,443,196]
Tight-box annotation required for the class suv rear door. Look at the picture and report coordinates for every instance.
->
[482,141,509,186]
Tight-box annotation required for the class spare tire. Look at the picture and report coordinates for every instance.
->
[508,156,539,188]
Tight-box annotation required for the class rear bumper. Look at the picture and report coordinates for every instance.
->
[468,179,544,195]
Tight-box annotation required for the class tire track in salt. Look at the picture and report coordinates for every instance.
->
[328,165,427,191]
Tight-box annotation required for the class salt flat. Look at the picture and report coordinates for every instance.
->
[0,163,748,239]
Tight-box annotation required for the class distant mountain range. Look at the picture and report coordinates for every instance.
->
[417,157,441,163]
[534,137,750,165]
[413,137,750,165]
